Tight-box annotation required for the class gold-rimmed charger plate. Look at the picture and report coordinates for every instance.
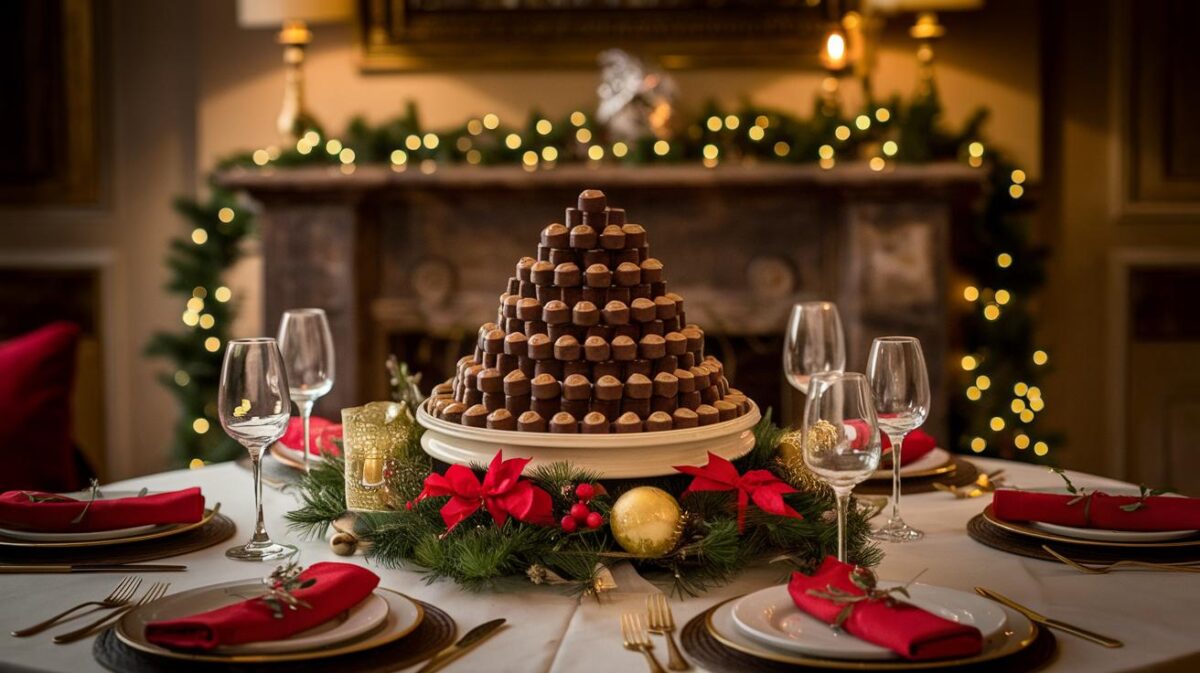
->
[0,505,220,549]
[981,505,1200,549]
[704,594,1039,671]
[114,585,424,664]
[269,443,308,471]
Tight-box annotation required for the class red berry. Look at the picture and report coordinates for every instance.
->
[560,515,578,533]
[575,483,596,502]
[586,511,603,529]
[570,502,591,522]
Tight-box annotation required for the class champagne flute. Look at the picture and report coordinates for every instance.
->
[866,336,930,542]
[803,372,882,562]
[277,308,335,473]
[783,301,846,394]
[219,338,297,562]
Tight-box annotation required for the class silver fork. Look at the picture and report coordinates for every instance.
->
[53,582,170,644]
[11,576,141,637]
[621,613,668,673]
[646,594,688,670]
[1042,545,1200,574]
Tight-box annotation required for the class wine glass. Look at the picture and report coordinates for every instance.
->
[219,338,297,562]
[277,308,335,473]
[802,372,882,562]
[783,301,846,394]
[866,336,930,542]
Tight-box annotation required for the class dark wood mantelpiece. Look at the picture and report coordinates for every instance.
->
[218,162,983,434]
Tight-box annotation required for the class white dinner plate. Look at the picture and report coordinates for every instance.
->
[871,448,953,480]
[116,580,422,663]
[731,583,1007,661]
[1022,487,1197,543]
[709,595,1036,670]
[0,490,168,542]
[273,441,328,465]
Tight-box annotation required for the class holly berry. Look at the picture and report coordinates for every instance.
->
[575,483,596,502]
[560,515,578,533]
[570,502,591,522]
[585,511,603,529]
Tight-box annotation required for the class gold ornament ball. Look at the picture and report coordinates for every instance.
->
[330,532,358,556]
[778,429,803,464]
[609,486,683,558]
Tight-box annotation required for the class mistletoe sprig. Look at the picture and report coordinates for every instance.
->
[1050,467,1172,516]
[806,566,927,629]
[1119,484,1173,513]
[259,562,316,619]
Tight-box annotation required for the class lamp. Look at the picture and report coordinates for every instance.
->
[861,0,984,97]
[237,0,354,140]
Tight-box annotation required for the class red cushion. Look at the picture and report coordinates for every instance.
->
[0,322,82,491]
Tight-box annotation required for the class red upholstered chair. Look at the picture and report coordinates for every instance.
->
[0,322,84,491]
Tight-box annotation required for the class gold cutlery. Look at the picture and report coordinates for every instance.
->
[11,576,141,637]
[646,593,688,671]
[1042,545,1200,574]
[53,581,170,644]
[414,618,505,673]
[974,587,1122,648]
[934,470,1007,498]
[622,613,668,673]
[0,563,186,574]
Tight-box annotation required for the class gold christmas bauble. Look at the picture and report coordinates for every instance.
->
[609,486,683,558]
[777,428,825,493]
[778,429,803,464]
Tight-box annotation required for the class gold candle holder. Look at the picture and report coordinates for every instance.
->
[341,401,412,512]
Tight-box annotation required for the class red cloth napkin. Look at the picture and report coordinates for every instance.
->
[0,487,204,533]
[145,562,380,651]
[882,429,937,467]
[788,557,983,661]
[991,488,1200,531]
[279,416,342,457]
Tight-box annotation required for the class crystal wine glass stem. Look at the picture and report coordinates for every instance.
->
[888,431,907,526]
[251,453,270,544]
[299,399,314,474]
[833,486,851,563]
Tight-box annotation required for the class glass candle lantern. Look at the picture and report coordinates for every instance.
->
[341,401,412,512]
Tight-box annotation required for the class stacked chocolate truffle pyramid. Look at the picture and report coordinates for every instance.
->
[427,189,753,433]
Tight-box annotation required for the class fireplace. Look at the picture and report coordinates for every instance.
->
[219,163,981,439]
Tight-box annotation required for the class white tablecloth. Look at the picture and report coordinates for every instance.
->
[2,458,1197,673]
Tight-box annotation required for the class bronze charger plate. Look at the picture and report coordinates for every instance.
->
[0,506,222,549]
[967,512,1200,564]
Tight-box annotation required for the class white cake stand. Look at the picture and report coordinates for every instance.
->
[417,401,762,478]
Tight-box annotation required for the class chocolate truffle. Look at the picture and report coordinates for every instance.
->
[562,373,592,400]
[602,300,630,325]
[581,412,609,434]
[441,402,467,424]
[527,333,553,360]
[477,368,503,394]
[483,329,505,355]
[569,224,597,249]
[653,371,679,398]
[518,411,547,432]
[610,335,637,360]
[541,223,569,248]
[550,411,578,433]
[594,375,623,401]
[573,300,600,326]
[516,256,536,282]
[584,335,610,362]
[714,400,738,422]
[531,373,561,400]
[503,370,531,397]
[674,369,697,393]
[645,411,673,432]
[503,294,520,318]
[578,189,607,212]
[585,264,612,288]
[554,334,581,361]
[542,299,570,325]
[630,297,657,322]
[462,404,489,428]
[621,223,647,248]
[531,260,556,285]
[504,332,529,357]
[614,262,641,287]
[639,334,667,359]
[513,297,539,322]
[600,225,626,250]
[689,366,710,390]
[672,407,699,429]
[464,364,484,389]
[614,412,643,433]
[640,258,664,284]
[654,295,677,320]
[487,408,517,430]
[696,404,720,426]
[624,373,653,399]
[554,262,581,287]
[664,331,688,356]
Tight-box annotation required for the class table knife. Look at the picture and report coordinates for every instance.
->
[974,587,1123,648]
[414,618,506,673]
[0,563,187,573]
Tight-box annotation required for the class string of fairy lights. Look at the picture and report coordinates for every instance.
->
[157,90,1053,464]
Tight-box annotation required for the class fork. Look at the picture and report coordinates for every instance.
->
[11,576,141,637]
[621,613,668,673]
[1042,545,1200,574]
[646,594,688,670]
[53,582,170,644]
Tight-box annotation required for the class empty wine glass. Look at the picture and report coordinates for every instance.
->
[277,308,335,473]
[219,338,297,562]
[783,301,846,394]
[803,372,882,562]
[866,336,930,542]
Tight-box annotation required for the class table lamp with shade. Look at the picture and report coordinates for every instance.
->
[237,0,354,141]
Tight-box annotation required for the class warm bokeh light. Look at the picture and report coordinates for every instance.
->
[970,437,986,452]
[391,149,407,165]
[542,147,559,162]
[191,228,208,245]
[975,375,991,390]
[882,140,898,156]
[1014,434,1030,449]
[653,140,670,156]
[575,128,592,143]
[966,386,982,401]
[214,286,232,303]
[612,142,628,158]
[774,141,790,156]
[961,355,978,371]
[1033,441,1049,456]
[422,133,439,149]
[984,304,1001,320]
[535,119,552,135]
[339,148,355,164]
[703,144,719,160]
[875,108,891,122]
[192,418,210,434]
[1033,350,1049,365]
[834,126,851,141]
[997,252,1013,268]
[748,126,765,141]
[325,139,342,155]
[505,133,522,149]
[587,145,604,161]
[995,289,1011,305]
[990,417,1005,431]
[963,285,980,301]
[724,115,739,130]
[483,113,500,129]
[174,370,190,387]
[204,337,220,352]
[855,115,871,130]
[569,111,586,127]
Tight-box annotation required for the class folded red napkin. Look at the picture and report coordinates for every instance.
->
[882,429,937,467]
[991,488,1200,532]
[788,557,983,661]
[145,562,380,651]
[0,487,204,533]
[279,416,342,457]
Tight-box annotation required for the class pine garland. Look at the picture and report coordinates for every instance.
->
[287,409,881,597]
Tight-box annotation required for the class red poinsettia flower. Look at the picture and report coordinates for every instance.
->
[415,451,554,534]
[674,452,803,533]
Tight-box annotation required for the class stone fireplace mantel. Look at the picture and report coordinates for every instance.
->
[218,162,982,436]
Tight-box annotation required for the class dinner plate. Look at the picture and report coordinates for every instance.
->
[115,581,423,663]
[981,505,1200,549]
[731,583,1007,660]
[273,440,329,466]
[1019,487,1197,542]
[0,490,172,542]
[708,595,1037,670]
[870,448,954,480]
[0,505,220,549]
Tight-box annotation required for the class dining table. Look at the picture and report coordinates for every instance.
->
[1,456,1197,673]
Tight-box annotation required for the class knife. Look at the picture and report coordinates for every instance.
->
[974,587,1123,648]
[414,618,506,673]
[0,563,187,573]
